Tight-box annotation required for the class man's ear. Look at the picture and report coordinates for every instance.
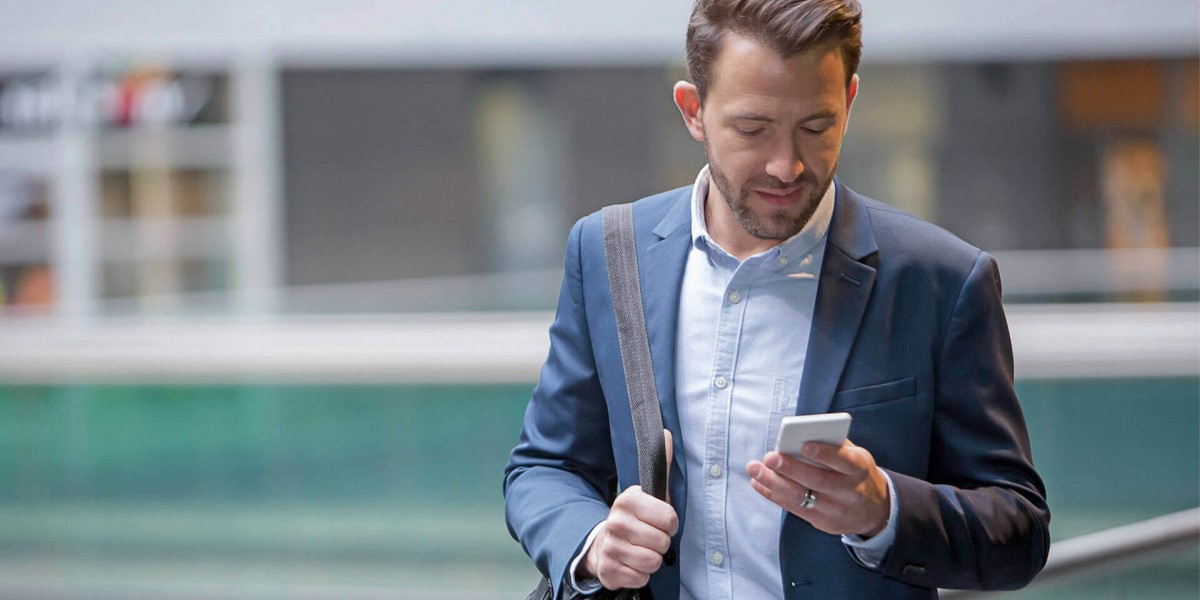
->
[673,81,705,142]
[843,74,859,134]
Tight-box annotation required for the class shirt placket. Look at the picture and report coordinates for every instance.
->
[703,256,756,599]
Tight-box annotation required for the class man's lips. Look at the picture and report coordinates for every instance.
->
[752,187,803,207]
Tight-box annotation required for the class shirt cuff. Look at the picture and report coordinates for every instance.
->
[840,468,899,569]
[567,521,606,595]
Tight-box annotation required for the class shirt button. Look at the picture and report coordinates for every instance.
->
[714,376,728,389]
[711,551,724,566]
[777,256,788,266]
[728,289,741,304]
[709,464,722,478]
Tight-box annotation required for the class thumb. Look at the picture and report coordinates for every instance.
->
[663,429,674,502]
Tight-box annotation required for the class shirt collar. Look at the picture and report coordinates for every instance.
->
[688,164,835,264]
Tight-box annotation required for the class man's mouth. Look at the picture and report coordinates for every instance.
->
[752,186,803,208]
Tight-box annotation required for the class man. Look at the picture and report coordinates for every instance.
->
[504,1,1050,598]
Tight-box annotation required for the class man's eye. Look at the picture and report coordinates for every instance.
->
[737,128,763,137]
[803,127,830,135]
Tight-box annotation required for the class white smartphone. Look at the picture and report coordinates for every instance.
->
[774,412,853,467]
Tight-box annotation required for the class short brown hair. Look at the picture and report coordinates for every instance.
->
[686,0,863,100]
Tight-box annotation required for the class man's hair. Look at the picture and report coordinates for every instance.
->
[685,0,863,100]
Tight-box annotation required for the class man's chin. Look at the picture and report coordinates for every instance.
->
[737,212,807,241]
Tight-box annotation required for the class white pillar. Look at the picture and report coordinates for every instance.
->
[50,57,98,321]
[230,52,283,315]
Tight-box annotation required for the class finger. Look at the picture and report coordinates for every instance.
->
[605,514,672,554]
[606,541,665,575]
[599,562,650,590]
[749,469,823,517]
[747,459,821,512]
[748,462,849,526]
[762,452,840,493]
[748,472,788,508]
[749,475,853,537]
[799,440,869,476]
[615,486,679,536]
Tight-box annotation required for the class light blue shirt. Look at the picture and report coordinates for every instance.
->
[570,167,897,597]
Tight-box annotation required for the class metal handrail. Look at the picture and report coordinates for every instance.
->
[940,507,1200,598]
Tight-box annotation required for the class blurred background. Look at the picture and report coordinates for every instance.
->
[0,1,1197,598]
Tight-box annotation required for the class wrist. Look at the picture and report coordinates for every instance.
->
[577,523,605,580]
[578,551,596,580]
[858,470,890,539]
[858,516,885,539]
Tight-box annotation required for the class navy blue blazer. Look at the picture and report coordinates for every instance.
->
[504,182,1050,599]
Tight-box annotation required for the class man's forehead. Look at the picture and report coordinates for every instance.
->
[705,34,847,106]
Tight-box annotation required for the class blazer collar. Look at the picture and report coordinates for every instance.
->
[652,189,692,240]
[826,179,878,262]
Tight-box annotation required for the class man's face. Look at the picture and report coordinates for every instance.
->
[683,33,857,242]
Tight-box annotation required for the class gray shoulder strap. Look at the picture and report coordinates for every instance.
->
[601,203,667,502]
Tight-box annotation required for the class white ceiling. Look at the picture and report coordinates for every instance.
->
[2,0,1197,66]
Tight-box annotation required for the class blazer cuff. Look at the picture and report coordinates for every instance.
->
[566,521,606,595]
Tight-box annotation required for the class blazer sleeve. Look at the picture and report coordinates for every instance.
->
[503,216,616,598]
[880,251,1051,590]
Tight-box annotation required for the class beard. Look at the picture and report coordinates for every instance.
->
[705,140,834,241]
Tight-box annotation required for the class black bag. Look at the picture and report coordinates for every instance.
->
[522,204,666,600]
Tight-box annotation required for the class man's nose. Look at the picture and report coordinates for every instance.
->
[764,135,804,184]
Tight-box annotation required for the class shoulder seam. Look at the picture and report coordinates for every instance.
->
[937,249,987,360]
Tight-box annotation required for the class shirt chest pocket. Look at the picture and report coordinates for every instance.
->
[762,378,800,457]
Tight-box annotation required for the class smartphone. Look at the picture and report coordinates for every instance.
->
[774,412,852,467]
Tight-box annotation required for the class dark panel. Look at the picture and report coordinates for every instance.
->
[547,67,684,223]
[936,63,1064,250]
[282,69,482,286]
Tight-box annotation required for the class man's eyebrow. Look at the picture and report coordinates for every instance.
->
[801,109,838,122]
[729,110,838,123]
[730,113,775,123]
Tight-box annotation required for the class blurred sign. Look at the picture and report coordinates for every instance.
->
[0,65,227,131]
[87,66,223,127]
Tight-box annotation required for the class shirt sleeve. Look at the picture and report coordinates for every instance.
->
[840,468,899,568]
[566,521,606,595]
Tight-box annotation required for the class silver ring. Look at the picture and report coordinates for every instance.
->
[800,489,817,509]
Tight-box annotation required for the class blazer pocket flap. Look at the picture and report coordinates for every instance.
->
[832,376,916,410]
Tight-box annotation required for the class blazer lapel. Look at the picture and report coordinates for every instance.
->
[798,182,878,416]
